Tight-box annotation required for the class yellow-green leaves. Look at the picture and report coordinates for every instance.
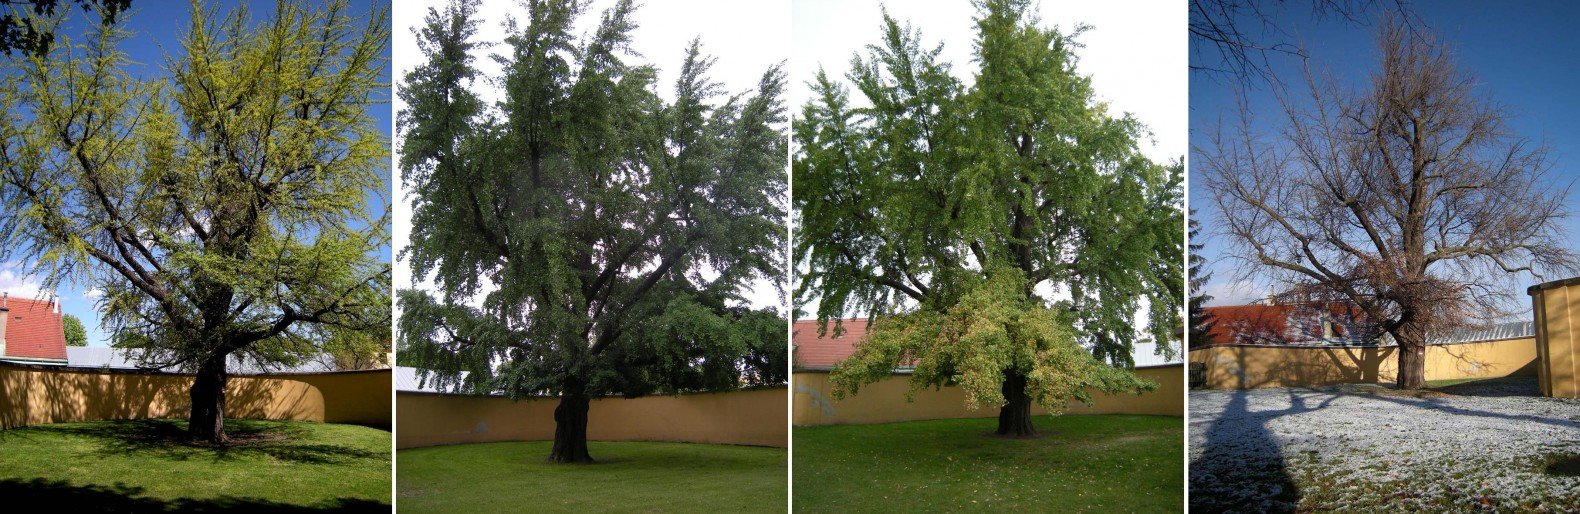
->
[0,0,390,371]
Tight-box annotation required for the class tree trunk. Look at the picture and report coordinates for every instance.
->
[548,377,593,463]
[188,354,229,443]
[1396,339,1427,390]
[1396,322,1434,390]
[996,369,1036,436]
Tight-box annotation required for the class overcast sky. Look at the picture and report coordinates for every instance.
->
[791,1,1185,364]
[391,0,791,324]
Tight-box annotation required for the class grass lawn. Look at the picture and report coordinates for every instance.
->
[0,419,391,512]
[398,441,787,513]
[794,415,1183,513]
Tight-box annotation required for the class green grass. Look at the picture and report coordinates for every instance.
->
[0,419,391,512]
[794,415,1183,513]
[398,441,787,513]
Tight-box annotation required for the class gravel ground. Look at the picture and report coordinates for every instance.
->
[1190,378,1580,513]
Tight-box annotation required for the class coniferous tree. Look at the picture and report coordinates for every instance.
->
[397,0,787,463]
[1188,214,1215,349]
[795,0,1183,436]
[0,0,391,442]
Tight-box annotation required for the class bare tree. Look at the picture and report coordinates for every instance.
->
[1190,0,1414,86]
[1197,21,1576,389]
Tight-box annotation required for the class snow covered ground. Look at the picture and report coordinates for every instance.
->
[1189,378,1580,512]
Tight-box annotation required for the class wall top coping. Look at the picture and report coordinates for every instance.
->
[1529,276,1580,295]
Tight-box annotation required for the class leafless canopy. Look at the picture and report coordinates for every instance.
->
[1198,21,1577,343]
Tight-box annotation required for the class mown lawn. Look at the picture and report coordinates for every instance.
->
[794,415,1183,513]
[0,419,391,512]
[398,441,787,513]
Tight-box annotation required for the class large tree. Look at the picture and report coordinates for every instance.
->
[1197,22,1576,389]
[0,0,391,442]
[397,0,787,463]
[794,0,1183,437]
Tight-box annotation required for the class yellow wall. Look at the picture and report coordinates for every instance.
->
[1188,337,1538,390]
[0,362,390,429]
[792,363,1183,426]
[396,387,787,449]
[1533,280,1580,398]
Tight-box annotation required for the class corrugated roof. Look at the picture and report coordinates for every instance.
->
[1,296,66,361]
[396,365,470,393]
[64,347,341,374]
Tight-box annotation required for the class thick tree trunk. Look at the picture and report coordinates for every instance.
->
[1396,340,1427,390]
[996,369,1036,436]
[548,378,593,463]
[188,354,229,443]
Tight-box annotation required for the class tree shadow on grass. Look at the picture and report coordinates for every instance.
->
[33,419,383,465]
[0,478,388,513]
[1189,390,1339,513]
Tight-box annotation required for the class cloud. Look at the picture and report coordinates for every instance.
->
[83,287,103,300]
[0,262,46,299]
[1200,280,1265,307]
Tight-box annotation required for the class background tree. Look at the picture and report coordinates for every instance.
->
[0,0,391,442]
[62,313,86,347]
[398,0,787,463]
[0,0,129,56]
[1188,214,1215,349]
[1197,21,1576,389]
[794,0,1183,437]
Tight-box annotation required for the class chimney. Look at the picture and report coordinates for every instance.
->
[0,292,10,357]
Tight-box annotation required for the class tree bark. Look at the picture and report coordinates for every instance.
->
[188,354,229,443]
[548,377,593,463]
[1396,338,1427,390]
[996,369,1036,436]
[1391,317,1430,389]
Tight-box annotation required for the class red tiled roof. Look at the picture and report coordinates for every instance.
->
[2,296,66,360]
[1202,302,1369,346]
[792,318,870,369]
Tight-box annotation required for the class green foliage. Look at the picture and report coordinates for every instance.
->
[62,312,86,346]
[0,0,391,371]
[397,0,786,399]
[1188,213,1215,349]
[796,0,1181,410]
[829,268,1153,411]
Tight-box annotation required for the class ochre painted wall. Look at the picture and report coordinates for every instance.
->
[792,363,1183,426]
[1533,280,1580,398]
[396,387,787,449]
[0,363,390,429]
[1188,337,1538,390]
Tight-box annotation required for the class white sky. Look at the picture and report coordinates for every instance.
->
[790,1,1186,365]
[391,0,1183,365]
[392,0,790,320]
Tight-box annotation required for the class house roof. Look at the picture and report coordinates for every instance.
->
[2,296,66,361]
[792,318,870,369]
[1201,302,1373,346]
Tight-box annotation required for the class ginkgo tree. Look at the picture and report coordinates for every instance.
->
[397,0,787,463]
[0,0,391,442]
[794,0,1183,436]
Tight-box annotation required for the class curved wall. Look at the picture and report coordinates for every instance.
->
[1188,337,1538,390]
[792,363,1183,426]
[0,362,390,429]
[395,387,787,449]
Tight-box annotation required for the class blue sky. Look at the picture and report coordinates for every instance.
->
[14,0,392,347]
[1190,1,1580,308]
